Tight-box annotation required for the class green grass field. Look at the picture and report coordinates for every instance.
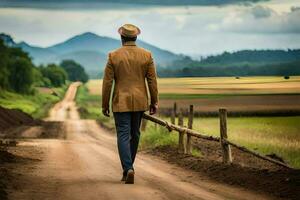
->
[172,116,300,168]
[78,77,300,168]
[0,86,68,119]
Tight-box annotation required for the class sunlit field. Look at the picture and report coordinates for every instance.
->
[80,77,300,168]
[87,76,300,96]
[87,76,300,113]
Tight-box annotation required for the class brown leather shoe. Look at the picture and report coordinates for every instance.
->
[125,169,134,184]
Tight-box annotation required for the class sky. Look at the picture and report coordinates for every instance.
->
[0,0,300,57]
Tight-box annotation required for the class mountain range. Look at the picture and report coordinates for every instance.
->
[1,32,300,78]
[0,32,181,78]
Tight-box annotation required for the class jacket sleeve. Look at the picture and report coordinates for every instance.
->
[102,53,114,109]
[146,53,158,105]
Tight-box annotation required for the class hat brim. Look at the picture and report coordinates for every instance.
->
[118,26,141,37]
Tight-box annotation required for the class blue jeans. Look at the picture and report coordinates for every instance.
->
[113,111,144,175]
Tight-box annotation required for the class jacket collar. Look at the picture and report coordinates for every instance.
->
[123,41,136,46]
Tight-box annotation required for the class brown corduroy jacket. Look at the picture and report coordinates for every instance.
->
[102,41,158,112]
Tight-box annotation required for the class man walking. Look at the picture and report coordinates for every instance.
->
[102,24,158,184]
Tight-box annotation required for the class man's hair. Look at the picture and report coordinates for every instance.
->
[121,35,137,42]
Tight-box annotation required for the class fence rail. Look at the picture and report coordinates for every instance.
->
[142,104,292,169]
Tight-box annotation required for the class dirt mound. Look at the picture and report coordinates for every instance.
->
[192,137,286,170]
[0,147,42,200]
[0,106,38,132]
[0,167,9,200]
[147,145,300,200]
[0,149,26,200]
[0,148,37,163]
[39,121,66,139]
[0,150,19,163]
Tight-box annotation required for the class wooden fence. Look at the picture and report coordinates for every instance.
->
[142,103,292,169]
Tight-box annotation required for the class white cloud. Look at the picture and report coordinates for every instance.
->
[251,5,274,18]
[0,2,300,55]
[210,5,300,34]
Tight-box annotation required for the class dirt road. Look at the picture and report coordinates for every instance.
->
[9,83,275,200]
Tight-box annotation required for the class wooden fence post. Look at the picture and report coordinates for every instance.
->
[186,105,194,154]
[178,109,186,153]
[173,102,177,117]
[219,108,232,164]
[171,108,175,125]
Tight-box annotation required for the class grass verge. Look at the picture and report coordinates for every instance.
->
[160,116,300,168]
[76,84,115,129]
[139,125,178,150]
[0,85,68,119]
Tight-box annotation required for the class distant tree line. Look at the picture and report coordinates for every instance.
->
[0,39,89,94]
[158,60,300,77]
[158,49,300,77]
[38,64,68,87]
[199,49,300,66]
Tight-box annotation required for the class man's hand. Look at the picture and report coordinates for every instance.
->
[102,108,110,117]
[149,104,158,115]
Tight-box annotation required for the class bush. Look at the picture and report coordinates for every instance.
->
[8,58,35,94]
[60,60,89,83]
[40,64,68,87]
[0,38,53,94]
[0,39,36,94]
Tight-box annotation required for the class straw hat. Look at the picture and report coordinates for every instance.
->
[118,24,141,37]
